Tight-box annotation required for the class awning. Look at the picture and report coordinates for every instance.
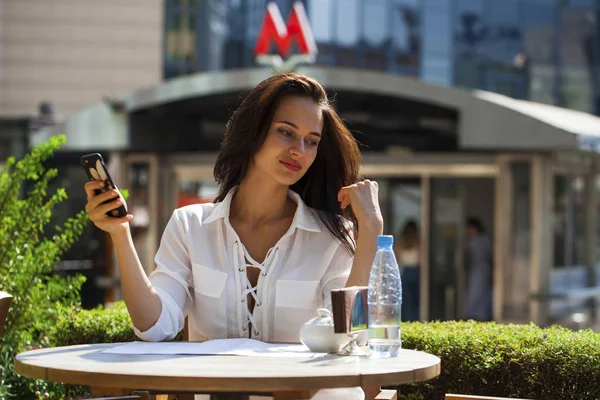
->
[473,90,600,152]
[32,66,600,153]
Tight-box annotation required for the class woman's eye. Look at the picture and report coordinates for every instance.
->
[306,139,319,146]
[279,128,292,136]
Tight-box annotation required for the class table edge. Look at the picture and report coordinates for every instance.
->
[15,344,441,392]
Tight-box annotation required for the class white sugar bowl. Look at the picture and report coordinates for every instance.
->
[299,308,350,353]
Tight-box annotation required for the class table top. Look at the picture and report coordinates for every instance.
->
[16,343,441,393]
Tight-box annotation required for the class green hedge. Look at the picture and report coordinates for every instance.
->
[47,303,600,400]
[49,302,137,346]
[49,302,182,346]
[398,320,600,400]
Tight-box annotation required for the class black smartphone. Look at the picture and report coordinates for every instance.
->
[80,153,128,218]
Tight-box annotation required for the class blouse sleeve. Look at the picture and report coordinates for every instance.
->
[320,243,354,312]
[133,209,193,342]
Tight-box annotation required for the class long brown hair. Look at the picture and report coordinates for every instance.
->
[213,73,361,254]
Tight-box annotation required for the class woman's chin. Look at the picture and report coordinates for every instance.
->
[274,172,305,186]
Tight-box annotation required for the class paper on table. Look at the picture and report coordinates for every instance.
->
[102,338,326,358]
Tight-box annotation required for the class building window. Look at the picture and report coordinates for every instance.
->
[453,0,527,97]
[559,7,594,112]
[309,0,334,43]
[363,0,387,46]
[390,0,420,75]
[422,5,451,85]
[164,7,197,77]
[522,0,559,105]
[336,0,360,47]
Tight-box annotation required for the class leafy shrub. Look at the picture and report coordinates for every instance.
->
[49,301,137,346]
[397,320,600,400]
[46,301,182,399]
[0,135,88,399]
[49,301,183,347]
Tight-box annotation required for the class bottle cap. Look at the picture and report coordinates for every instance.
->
[377,235,393,247]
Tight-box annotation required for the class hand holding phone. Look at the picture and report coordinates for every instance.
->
[81,153,128,218]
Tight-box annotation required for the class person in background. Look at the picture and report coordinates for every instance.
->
[465,217,493,321]
[394,219,420,321]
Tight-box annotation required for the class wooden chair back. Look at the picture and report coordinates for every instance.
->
[84,397,141,400]
[0,291,13,336]
[446,395,531,400]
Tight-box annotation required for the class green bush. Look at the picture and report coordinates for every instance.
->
[45,305,600,400]
[397,320,600,400]
[46,301,181,399]
[0,135,88,400]
[49,301,137,346]
[43,302,138,400]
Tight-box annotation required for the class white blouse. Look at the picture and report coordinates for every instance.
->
[134,188,354,344]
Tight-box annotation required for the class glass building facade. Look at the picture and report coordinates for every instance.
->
[165,0,600,113]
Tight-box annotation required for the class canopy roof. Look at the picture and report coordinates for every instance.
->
[33,67,600,153]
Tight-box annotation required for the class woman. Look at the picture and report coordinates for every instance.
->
[85,73,383,400]
[394,220,420,321]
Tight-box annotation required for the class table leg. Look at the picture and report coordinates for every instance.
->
[272,390,317,400]
[374,389,397,400]
[363,386,397,400]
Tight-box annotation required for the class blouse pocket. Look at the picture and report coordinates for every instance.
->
[274,280,321,343]
[191,263,228,298]
[275,280,321,309]
[190,263,228,339]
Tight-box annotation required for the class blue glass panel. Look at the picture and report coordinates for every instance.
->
[455,0,486,57]
[423,10,451,56]
[392,0,419,9]
[308,0,334,42]
[481,0,522,63]
[364,0,388,45]
[423,0,451,11]
[385,0,420,73]
[569,0,594,8]
[560,7,594,66]
[391,0,419,55]
[336,0,360,46]
[559,7,594,111]
[522,0,557,63]
[562,65,593,112]
[528,63,557,104]
[421,55,452,86]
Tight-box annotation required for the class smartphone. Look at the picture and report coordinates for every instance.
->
[80,153,128,218]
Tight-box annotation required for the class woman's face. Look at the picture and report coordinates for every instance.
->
[252,95,323,186]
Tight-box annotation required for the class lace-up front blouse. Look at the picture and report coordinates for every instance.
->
[134,188,353,344]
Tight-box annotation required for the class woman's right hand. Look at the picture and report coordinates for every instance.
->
[84,181,133,234]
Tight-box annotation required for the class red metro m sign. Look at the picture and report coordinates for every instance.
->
[254,1,317,71]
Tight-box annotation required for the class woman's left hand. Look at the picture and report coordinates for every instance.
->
[338,179,384,232]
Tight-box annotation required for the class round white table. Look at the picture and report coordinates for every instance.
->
[16,343,441,399]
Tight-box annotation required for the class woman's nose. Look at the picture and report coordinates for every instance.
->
[290,139,305,155]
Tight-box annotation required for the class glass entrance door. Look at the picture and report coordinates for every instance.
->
[429,177,496,321]
[429,178,464,320]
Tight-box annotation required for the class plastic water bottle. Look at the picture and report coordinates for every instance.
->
[368,235,402,357]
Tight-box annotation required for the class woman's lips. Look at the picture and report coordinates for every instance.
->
[280,160,301,172]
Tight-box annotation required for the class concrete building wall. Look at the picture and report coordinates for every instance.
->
[0,0,163,120]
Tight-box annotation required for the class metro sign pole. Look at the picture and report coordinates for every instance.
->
[254,1,318,72]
